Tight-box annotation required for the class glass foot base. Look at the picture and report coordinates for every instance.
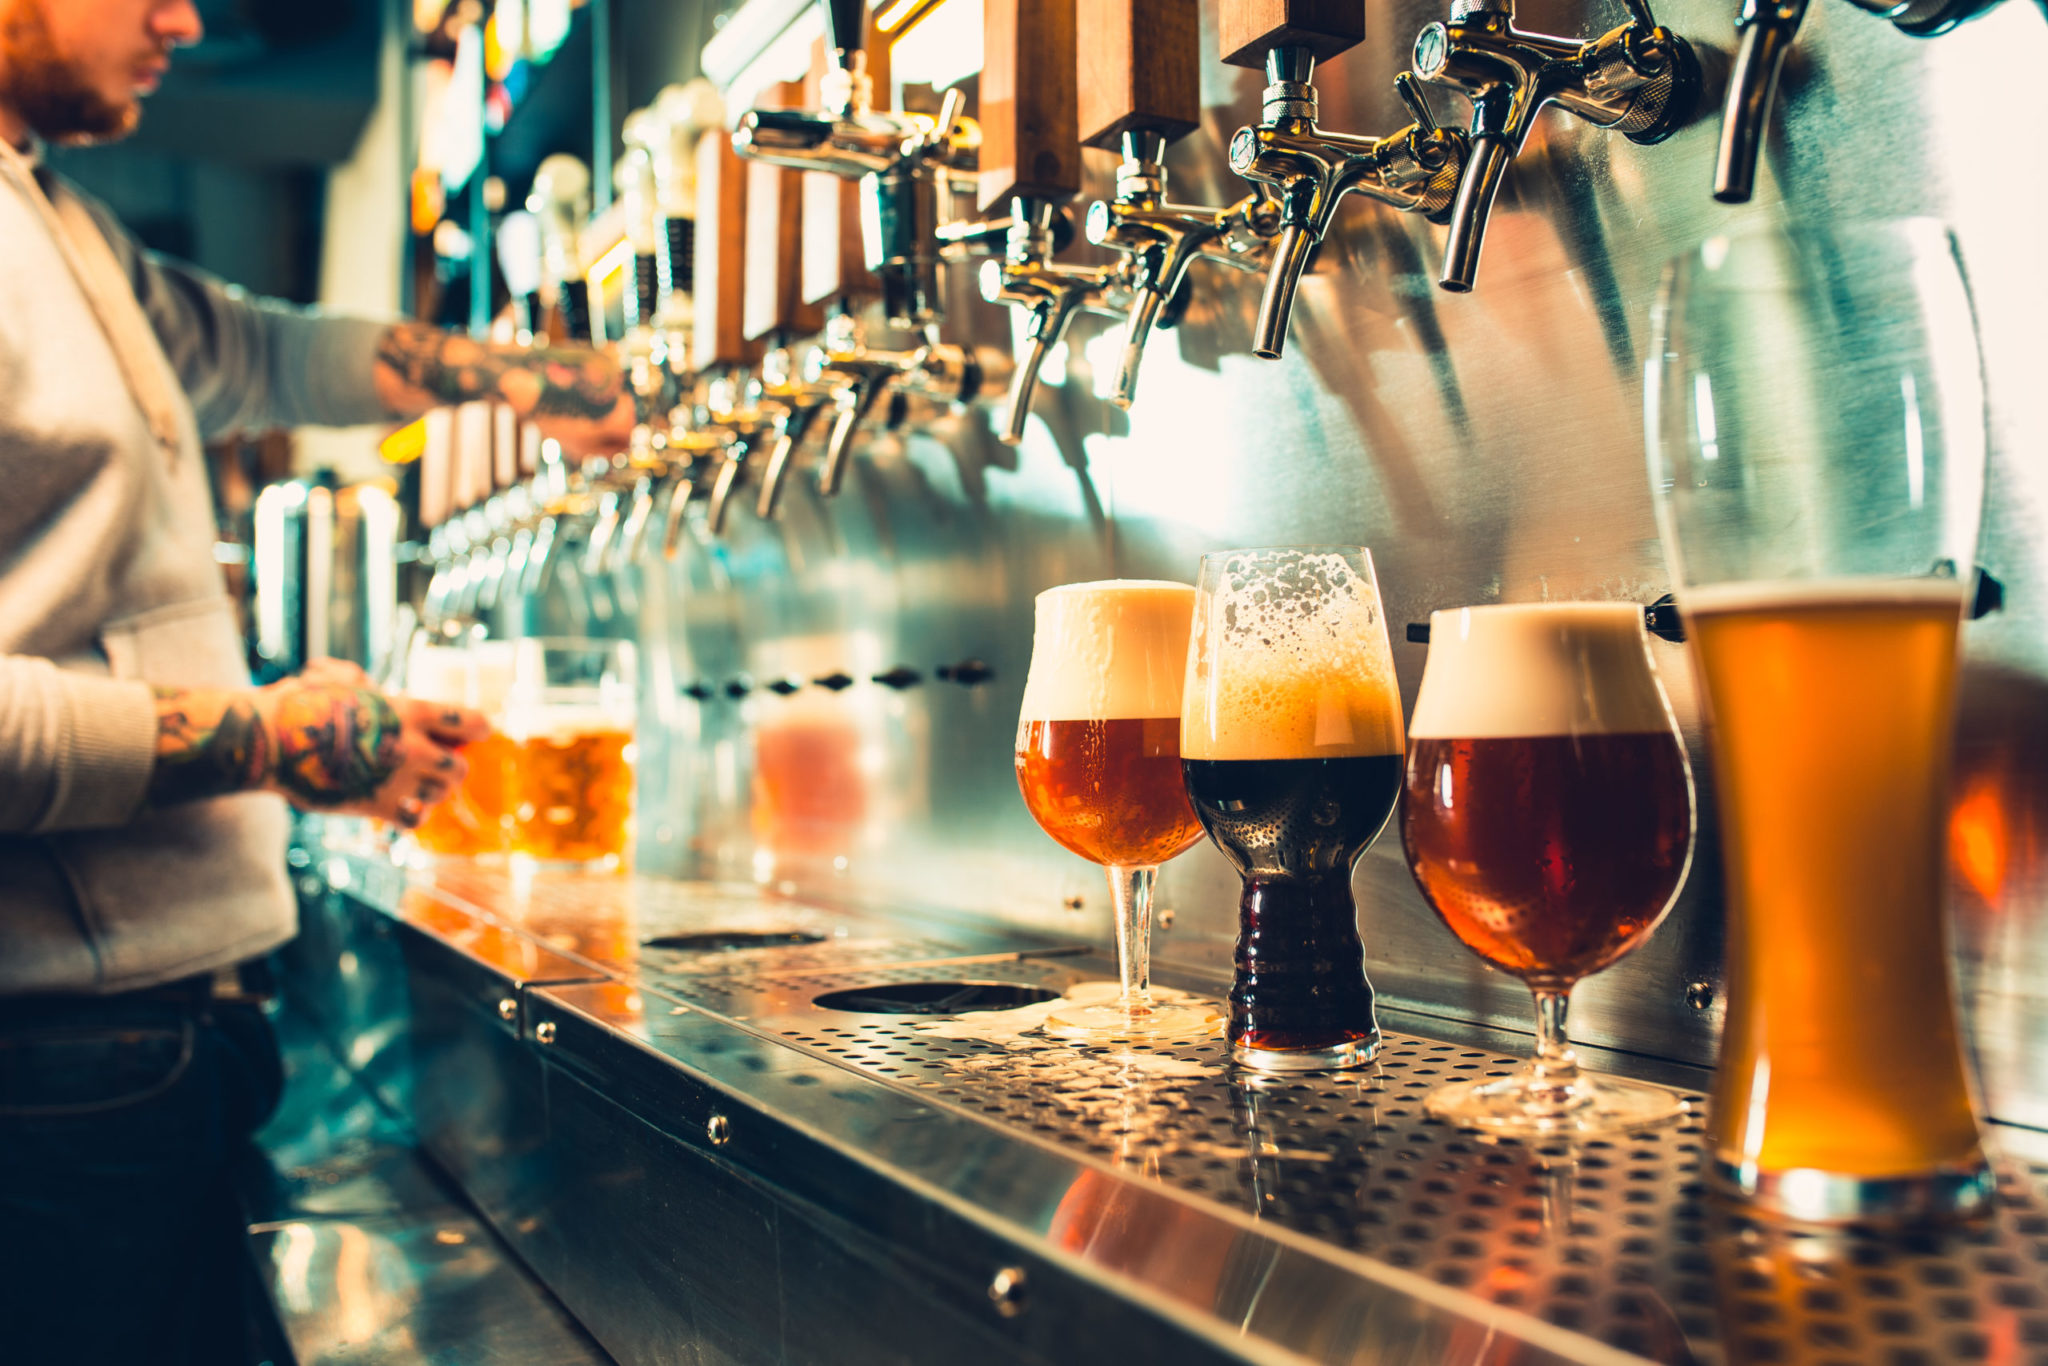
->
[1042,997,1221,1042]
[1428,1072,1688,1138]
[1712,1152,1995,1224]
[1232,1032,1380,1072]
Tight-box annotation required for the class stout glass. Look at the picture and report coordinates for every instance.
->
[1401,603,1694,1136]
[1016,581,1215,1039]
[1181,547,1405,1071]
[1649,219,1991,1220]
[506,638,638,870]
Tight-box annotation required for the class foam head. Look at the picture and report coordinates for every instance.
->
[1017,580,1196,723]
[1181,548,1404,761]
[1408,602,1673,740]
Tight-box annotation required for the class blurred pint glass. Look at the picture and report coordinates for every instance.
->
[404,640,517,858]
[1648,219,1991,1220]
[505,638,637,869]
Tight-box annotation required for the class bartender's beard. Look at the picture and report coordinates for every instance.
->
[0,1,139,145]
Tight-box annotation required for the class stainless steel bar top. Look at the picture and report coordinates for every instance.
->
[304,843,2048,1366]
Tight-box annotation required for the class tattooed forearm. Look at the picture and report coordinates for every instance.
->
[372,321,626,424]
[148,687,274,808]
[268,684,405,809]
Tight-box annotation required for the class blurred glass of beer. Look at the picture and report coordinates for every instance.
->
[404,640,517,859]
[505,638,637,870]
[1180,547,1404,1071]
[1015,581,1214,1040]
[1401,603,1694,1136]
[1649,219,1991,1220]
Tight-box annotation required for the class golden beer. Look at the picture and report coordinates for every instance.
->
[509,720,635,866]
[414,730,518,857]
[1689,580,1985,1191]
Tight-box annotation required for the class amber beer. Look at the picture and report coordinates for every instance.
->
[1181,548,1405,1069]
[406,641,517,858]
[1016,717,1203,867]
[1401,605,1693,988]
[508,712,635,866]
[1689,580,1987,1196]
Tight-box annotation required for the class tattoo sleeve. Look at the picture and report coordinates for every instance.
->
[268,685,405,809]
[148,688,274,808]
[372,321,625,423]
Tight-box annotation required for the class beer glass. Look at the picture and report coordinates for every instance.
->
[1181,547,1405,1071]
[1401,603,1695,1136]
[1016,581,1215,1039]
[402,639,518,859]
[505,638,638,870]
[1648,218,1991,1220]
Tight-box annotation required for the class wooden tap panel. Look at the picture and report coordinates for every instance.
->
[1078,0,1201,150]
[1217,0,1365,68]
[692,127,760,370]
[744,80,827,341]
[977,0,1080,212]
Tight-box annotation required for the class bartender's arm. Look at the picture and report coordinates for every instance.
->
[369,322,636,455]
[149,660,490,827]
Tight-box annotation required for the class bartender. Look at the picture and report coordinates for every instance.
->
[0,2,637,1363]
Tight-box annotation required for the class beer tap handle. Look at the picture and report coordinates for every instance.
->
[1393,70,1438,136]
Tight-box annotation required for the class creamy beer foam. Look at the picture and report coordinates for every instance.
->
[1682,576,1970,617]
[502,701,634,743]
[1017,580,1197,722]
[1181,551,1404,760]
[1409,602,1672,740]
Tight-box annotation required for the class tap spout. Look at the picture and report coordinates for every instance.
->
[1438,132,1514,293]
[1251,223,1316,360]
[755,401,831,521]
[1714,0,1806,202]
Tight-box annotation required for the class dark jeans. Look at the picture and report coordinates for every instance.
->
[0,988,283,1366]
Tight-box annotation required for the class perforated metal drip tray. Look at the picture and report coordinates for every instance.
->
[404,862,1074,981]
[658,957,2048,1366]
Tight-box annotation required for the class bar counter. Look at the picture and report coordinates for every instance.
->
[279,833,2048,1366]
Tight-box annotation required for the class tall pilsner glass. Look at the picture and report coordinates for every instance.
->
[1648,219,1992,1221]
[1182,548,1405,1071]
[1016,581,1216,1040]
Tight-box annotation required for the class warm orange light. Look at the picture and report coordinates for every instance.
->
[876,0,934,33]
[1951,774,2011,906]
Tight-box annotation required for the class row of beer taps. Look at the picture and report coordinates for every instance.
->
[420,0,2029,629]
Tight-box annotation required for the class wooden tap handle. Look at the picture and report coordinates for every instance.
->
[692,128,760,369]
[1079,0,1200,150]
[978,0,1081,212]
[802,36,885,305]
[744,80,826,341]
[1217,0,1365,69]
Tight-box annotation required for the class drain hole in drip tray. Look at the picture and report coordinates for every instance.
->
[813,982,1061,1016]
[644,930,829,951]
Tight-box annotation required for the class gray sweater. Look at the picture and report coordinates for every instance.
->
[0,146,395,996]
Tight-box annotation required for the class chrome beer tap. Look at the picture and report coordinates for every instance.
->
[1227,68,1469,357]
[978,205,1131,444]
[731,0,976,331]
[701,377,780,537]
[1413,0,1701,291]
[801,313,1006,495]
[752,344,843,521]
[1086,133,1281,404]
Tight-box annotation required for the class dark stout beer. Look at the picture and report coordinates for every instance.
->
[1402,734,1691,987]
[1182,754,1402,1053]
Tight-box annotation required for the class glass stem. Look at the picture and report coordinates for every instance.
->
[1107,864,1158,1014]
[1526,987,1583,1107]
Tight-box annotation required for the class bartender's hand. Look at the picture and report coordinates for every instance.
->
[370,320,637,457]
[149,668,492,827]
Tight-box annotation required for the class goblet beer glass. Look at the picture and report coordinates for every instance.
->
[1181,547,1405,1071]
[1648,219,1991,1220]
[1402,603,1695,1136]
[1015,581,1215,1039]
[506,638,638,870]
